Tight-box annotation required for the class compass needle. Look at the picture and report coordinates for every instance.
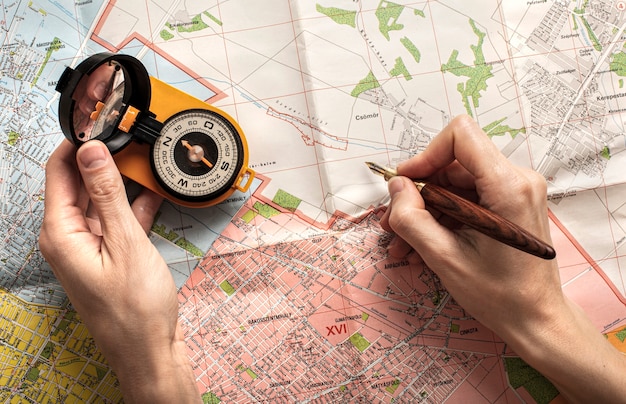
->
[201,156,213,168]
[152,109,249,203]
[181,139,214,168]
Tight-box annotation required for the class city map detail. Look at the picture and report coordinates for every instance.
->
[0,1,625,403]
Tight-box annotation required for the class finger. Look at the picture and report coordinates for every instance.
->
[40,141,96,277]
[380,181,416,258]
[428,160,476,191]
[131,188,163,234]
[75,141,142,241]
[386,176,462,267]
[75,63,118,115]
[41,140,92,236]
[43,141,79,213]
[87,63,118,100]
[397,115,513,187]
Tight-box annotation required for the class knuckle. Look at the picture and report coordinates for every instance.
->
[89,174,124,204]
[450,114,483,140]
[515,169,547,202]
[528,171,548,206]
[528,169,548,190]
[387,204,418,236]
[450,114,475,130]
[387,209,403,233]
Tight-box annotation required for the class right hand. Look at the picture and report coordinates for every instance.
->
[380,115,626,402]
[380,115,561,338]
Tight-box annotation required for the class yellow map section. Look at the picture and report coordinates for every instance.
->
[0,290,120,402]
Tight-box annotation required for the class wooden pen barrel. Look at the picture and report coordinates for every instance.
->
[418,182,556,260]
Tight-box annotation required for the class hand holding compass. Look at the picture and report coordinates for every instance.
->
[56,52,254,208]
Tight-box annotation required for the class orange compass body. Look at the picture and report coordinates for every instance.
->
[56,52,254,208]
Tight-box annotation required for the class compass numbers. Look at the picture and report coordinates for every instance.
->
[151,109,244,202]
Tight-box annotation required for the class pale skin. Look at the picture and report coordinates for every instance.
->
[39,116,625,402]
[39,140,200,403]
[380,115,626,402]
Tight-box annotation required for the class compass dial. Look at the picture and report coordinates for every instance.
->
[151,109,245,202]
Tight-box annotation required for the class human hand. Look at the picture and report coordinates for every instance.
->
[381,115,560,336]
[380,115,626,402]
[39,140,199,403]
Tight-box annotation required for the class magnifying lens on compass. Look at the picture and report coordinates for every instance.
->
[56,52,255,208]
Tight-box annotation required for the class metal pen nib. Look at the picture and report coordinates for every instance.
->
[365,162,397,181]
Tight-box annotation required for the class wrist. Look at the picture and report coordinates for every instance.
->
[500,296,626,401]
[501,294,573,364]
[109,334,199,403]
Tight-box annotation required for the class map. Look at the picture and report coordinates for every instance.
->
[1,0,625,402]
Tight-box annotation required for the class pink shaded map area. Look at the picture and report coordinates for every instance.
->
[178,178,625,402]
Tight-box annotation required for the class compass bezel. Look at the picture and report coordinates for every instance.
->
[56,52,151,154]
[150,108,246,203]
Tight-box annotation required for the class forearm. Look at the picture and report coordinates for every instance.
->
[503,297,626,402]
[109,339,200,403]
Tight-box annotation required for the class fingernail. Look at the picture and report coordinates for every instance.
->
[388,176,405,197]
[78,142,108,169]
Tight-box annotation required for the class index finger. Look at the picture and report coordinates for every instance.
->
[397,115,513,188]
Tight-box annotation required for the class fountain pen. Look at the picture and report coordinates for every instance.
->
[366,162,556,260]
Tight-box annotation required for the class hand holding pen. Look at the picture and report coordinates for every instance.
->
[376,116,626,401]
[378,116,563,360]
[372,116,626,402]
[367,162,555,260]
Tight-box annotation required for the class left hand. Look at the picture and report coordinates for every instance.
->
[39,140,199,403]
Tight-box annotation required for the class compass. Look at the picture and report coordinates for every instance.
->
[55,52,255,208]
[152,109,245,202]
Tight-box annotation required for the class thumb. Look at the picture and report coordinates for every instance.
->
[386,176,460,265]
[76,141,138,237]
